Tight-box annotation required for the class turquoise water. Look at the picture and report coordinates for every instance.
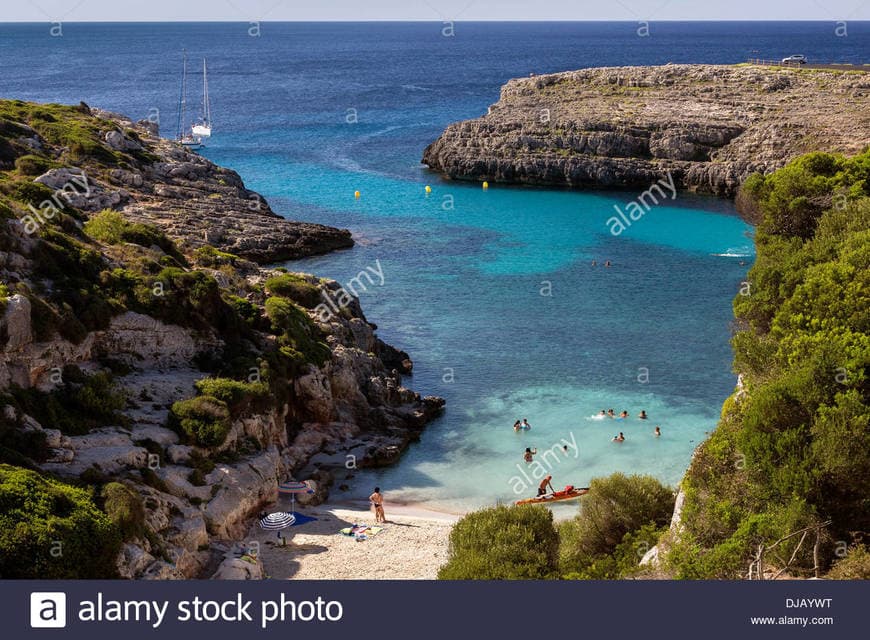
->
[278,170,752,513]
[0,21,768,512]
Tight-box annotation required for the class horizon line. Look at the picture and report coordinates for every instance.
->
[2,19,869,24]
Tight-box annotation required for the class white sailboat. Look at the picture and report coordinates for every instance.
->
[176,50,205,149]
[191,58,212,138]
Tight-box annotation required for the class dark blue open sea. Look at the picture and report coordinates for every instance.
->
[1,22,867,510]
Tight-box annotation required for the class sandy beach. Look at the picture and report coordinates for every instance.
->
[250,502,458,580]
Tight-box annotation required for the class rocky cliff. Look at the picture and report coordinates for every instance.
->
[0,100,442,580]
[423,64,870,196]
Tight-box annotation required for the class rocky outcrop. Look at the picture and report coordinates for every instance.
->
[36,106,353,263]
[423,64,870,196]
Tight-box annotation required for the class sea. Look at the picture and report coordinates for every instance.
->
[1,21,867,513]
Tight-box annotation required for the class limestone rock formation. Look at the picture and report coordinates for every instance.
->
[423,64,870,196]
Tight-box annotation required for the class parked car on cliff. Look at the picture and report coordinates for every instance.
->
[781,54,807,64]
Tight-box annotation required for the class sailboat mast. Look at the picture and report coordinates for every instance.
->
[177,49,189,140]
[202,58,210,125]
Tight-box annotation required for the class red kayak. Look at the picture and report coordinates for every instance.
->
[515,485,589,505]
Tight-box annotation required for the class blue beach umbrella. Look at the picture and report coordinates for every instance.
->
[277,481,314,515]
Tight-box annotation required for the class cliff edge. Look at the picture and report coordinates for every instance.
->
[423,64,870,196]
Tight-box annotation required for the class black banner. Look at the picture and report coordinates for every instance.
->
[8,579,868,639]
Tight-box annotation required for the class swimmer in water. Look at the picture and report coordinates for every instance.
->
[619,410,629,419]
[654,426,661,437]
[522,418,531,430]
[513,420,522,432]
[607,409,615,418]
[524,447,537,463]
[639,410,648,420]
[613,432,625,442]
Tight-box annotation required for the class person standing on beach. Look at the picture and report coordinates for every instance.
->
[370,487,386,523]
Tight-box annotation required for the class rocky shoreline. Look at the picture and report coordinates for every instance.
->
[0,100,443,579]
[423,64,870,197]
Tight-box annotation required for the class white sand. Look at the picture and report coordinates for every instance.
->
[252,502,458,580]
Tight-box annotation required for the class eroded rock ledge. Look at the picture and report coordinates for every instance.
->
[423,64,870,196]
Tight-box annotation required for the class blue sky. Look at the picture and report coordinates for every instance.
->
[2,0,869,21]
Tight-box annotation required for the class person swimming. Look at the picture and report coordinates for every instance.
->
[513,420,522,432]
[607,409,615,418]
[524,447,537,463]
[654,426,661,437]
[612,432,625,442]
[522,418,531,430]
[619,410,629,419]
[605,260,612,267]
[639,410,648,419]
[599,410,606,417]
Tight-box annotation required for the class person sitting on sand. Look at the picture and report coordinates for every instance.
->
[639,410,648,420]
[613,432,625,442]
[369,487,385,523]
[654,426,661,437]
[619,410,629,419]
[513,420,522,432]
[538,474,555,497]
[524,447,537,463]
[522,418,531,430]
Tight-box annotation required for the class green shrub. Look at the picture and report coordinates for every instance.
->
[84,209,184,261]
[193,245,238,267]
[558,473,674,576]
[0,464,121,578]
[6,370,127,436]
[100,482,145,541]
[264,273,321,308]
[194,377,269,415]
[265,296,331,367]
[169,395,231,447]
[438,505,559,579]
[827,545,870,580]
[14,154,52,176]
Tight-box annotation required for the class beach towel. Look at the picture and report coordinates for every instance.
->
[340,525,383,538]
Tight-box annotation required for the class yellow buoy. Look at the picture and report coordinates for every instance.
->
[354,190,360,199]
[425,185,432,194]
[482,181,489,190]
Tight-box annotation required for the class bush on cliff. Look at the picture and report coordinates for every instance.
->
[0,464,121,578]
[100,482,145,542]
[265,296,331,367]
[6,369,127,436]
[826,545,870,580]
[264,273,321,308]
[169,396,231,448]
[194,377,269,416]
[84,209,184,262]
[670,149,870,579]
[438,505,559,579]
[558,473,674,578]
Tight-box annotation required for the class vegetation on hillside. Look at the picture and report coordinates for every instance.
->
[666,149,870,579]
[0,463,121,578]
